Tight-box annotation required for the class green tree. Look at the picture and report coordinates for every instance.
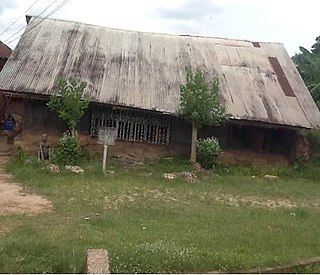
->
[296,47,320,107]
[178,69,230,163]
[311,35,320,54]
[292,35,320,108]
[48,78,89,137]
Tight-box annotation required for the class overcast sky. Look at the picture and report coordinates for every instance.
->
[0,0,319,56]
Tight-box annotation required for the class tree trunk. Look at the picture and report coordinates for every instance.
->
[70,121,76,137]
[190,121,198,163]
[71,128,75,137]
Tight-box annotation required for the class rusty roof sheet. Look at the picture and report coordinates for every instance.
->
[0,16,320,129]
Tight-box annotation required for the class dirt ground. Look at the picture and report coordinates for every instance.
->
[0,156,52,216]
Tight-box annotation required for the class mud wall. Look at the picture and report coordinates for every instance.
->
[7,97,91,134]
[8,97,297,165]
[9,98,189,159]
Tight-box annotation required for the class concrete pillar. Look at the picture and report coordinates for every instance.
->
[86,249,110,274]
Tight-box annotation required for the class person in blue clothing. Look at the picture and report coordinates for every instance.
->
[3,113,14,131]
[7,114,22,145]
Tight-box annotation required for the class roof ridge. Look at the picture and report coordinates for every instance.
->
[25,14,283,46]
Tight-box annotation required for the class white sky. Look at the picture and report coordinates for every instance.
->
[0,0,319,56]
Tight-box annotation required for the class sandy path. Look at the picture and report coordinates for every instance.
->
[0,157,52,216]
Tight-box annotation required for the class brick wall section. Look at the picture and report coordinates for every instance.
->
[295,132,310,161]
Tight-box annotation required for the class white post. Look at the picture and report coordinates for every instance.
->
[102,144,108,172]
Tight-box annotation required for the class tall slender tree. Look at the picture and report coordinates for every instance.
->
[178,69,230,163]
[48,78,89,137]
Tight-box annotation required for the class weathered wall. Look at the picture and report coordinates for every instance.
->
[294,131,310,161]
[15,130,172,160]
[226,124,296,156]
[198,125,230,148]
[7,97,92,133]
[170,118,191,144]
[9,98,183,159]
[8,98,297,165]
[221,149,288,166]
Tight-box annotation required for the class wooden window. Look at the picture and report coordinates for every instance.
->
[90,106,171,145]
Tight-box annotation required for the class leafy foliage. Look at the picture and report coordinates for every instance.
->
[51,132,83,166]
[179,69,230,127]
[197,137,222,169]
[298,47,320,100]
[311,35,320,55]
[10,145,44,170]
[48,78,89,136]
[13,145,30,163]
[178,69,230,162]
[292,37,320,108]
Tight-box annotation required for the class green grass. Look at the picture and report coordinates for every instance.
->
[0,156,320,273]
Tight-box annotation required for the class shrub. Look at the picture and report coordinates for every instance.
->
[13,145,29,162]
[197,137,222,169]
[51,132,82,166]
[6,145,43,173]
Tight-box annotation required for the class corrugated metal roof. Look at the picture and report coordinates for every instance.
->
[0,16,320,129]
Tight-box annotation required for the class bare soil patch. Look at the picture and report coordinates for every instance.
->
[0,157,52,216]
[103,186,319,211]
[212,193,297,209]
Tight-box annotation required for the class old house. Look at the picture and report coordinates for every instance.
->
[0,16,319,163]
[0,41,12,155]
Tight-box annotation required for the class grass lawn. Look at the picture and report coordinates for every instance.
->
[0,155,320,273]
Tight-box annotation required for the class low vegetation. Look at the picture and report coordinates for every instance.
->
[197,137,222,169]
[48,78,90,166]
[51,132,88,166]
[0,152,320,273]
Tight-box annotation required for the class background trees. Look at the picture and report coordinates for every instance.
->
[293,35,320,108]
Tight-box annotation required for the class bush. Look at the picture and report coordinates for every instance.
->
[12,145,39,165]
[197,137,222,169]
[5,145,43,173]
[13,145,29,163]
[51,132,82,166]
